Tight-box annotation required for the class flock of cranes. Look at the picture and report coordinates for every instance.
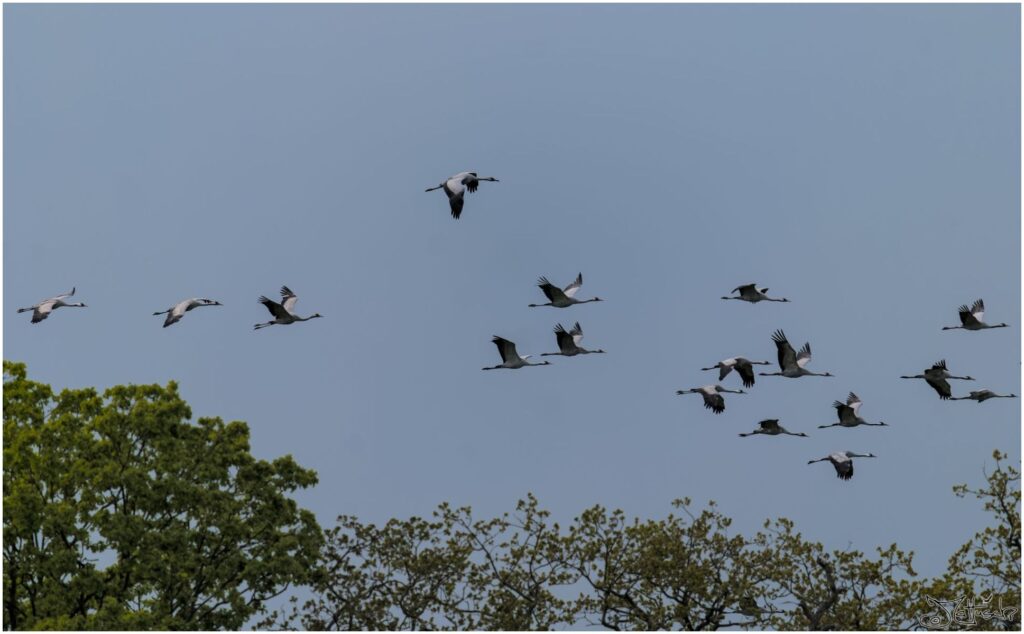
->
[15,170,1017,482]
[674,287,1013,481]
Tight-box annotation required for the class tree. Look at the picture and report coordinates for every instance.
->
[920,450,1021,631]
[3,361,323,630]
[277,458,1020,631]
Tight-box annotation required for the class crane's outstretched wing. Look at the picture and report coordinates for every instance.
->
[537,277,568,303]
[702,392,726,414]
[771,330,797,370]
[259,296,290,319]
[553,324,575,354]
[563,273,584,298]
[492,336,519,363]
[846,392,863,416]
[570,322,584,345]
[280,286,299,313]
[734,360,755,388]
[795,343,812,368]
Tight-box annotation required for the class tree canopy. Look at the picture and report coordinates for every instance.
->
[272,463,1019,631]
[3,361,322,630]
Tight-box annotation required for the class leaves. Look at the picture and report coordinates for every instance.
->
[3,361,323,630]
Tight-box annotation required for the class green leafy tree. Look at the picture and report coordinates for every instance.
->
[278,455,1019,631]
[920,450,1021,631]
[3,361,323,630]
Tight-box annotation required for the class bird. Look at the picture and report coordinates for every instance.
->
[153,298,222,328]
[759,330,834,378]
[482,336,552,370]
[900,360,974,400]
[253,286,323,330]
[738,419,808,438]
[808,451,877,481]
[529,273,603,308]
[675,385,746,415]
[701,357,772,388]
[942,299,1009,331]
[541,322,606,357]
[722,283,789,303]
[950,389,1018,403]
[424,172,499,219]
[818,392,889,429]
[17,287,87,323]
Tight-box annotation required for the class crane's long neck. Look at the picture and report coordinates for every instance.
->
[759,371,784,376]
[901,374,925,379]
[528,303,553,308]
[942,325,963,330]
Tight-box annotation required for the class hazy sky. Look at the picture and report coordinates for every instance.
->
[4,3,1020,583]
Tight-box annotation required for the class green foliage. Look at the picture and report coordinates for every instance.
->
[3,361,323,630]
[275,462,1020,631]
[921,450,1021,631]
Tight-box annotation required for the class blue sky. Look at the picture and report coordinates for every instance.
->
[4,3,1020,581]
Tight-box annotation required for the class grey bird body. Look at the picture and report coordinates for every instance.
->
[17,287,87,323]
[529,273,603,308]
[942,299,1009,331]
[153,297,222,327]
[425,171,499,219]
[900,360,973,400]
[818,392,889,429]
[483,336,551,370]
[722,283,789,303]
[760,330,834,378]
[808,451,877,481]
[541,322,606,357]
[739,419,808,438]
[675,384,746,415]
[254,286,323,330]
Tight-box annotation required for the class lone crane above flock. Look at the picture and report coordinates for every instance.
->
[254,286,323,330]
[818,392,889,430]
[701,357,772,388]
[17,287,87,324]
[529,273,603,308]
[425,171,499,219]
[153,298,222,328]
[760,330,834,378]
[942,299,1009,331]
